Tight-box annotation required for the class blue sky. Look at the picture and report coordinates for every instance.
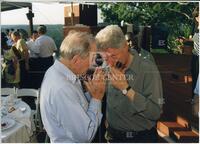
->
[1,2,103,25]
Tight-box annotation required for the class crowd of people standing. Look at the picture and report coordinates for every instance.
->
[1,25,57,89]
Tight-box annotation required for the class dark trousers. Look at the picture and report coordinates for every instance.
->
[28,56,54,89]
[28,58,41,89]
[39,56,54,71]
[19,60,29,88]
[29,58,40,71]
[191,55,199,97]
[107,126,158,143]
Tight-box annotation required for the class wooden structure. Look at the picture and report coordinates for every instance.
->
[154,53,199,142]
[64,3,97,26]
[63,3,99,37]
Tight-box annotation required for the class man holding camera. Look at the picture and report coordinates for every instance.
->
[95,25,163,143]
[40,31,106,142]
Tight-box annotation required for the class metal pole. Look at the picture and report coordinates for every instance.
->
[26,5,34,35]
[71,2,74,26]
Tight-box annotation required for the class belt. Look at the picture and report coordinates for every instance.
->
[107,126,156,139]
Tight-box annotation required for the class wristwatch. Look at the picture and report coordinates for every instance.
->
[122,86,131,95]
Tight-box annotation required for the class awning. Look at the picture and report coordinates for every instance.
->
[1,1,32,12]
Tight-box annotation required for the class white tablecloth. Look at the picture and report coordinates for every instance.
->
[1,97,35,143]
[1,122,30,143]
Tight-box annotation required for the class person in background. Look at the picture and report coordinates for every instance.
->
[191,7,199,96]
[5,29,10,43]
[26,30,39,58]
[2,32,20,88]
[177,7,199,96]
[35,25,57,72]
[11,31,29,88]
[3,47,20,88]
[96,25,163,143]
[26,30,39,71]
[40,31,106,143]
[193,75,199,117]
[6,30,14,47]
[1,32,9,55]
[17,29,29,41]
[125,32,155,63]
[5,29,9,36]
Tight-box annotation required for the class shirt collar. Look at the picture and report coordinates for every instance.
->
[54,60,78,84]
[126,51,140,75]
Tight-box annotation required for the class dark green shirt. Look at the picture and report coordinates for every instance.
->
[107,52,163,131]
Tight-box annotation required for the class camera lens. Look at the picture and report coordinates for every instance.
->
[95,53,103,66]
[116,61,123,68]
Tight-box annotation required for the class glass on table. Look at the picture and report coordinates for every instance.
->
[7,94,15,108]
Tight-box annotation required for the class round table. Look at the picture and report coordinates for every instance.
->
[1,97,35,143]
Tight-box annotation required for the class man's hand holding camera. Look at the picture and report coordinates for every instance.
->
[84,68,106,100]
[108,67,128,91]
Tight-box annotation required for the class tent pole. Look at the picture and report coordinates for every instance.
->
[26,4,34,35]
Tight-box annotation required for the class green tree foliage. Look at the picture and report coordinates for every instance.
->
[98,2,198,52]
[98,2,197,28]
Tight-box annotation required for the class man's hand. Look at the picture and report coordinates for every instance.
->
[108,67,129,91]
[84,68,106,100]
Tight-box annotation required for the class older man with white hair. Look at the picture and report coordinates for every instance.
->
[40,31,106,143]
[96,25,163,143]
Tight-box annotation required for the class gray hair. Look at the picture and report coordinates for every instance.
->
[60,31,95,60]
[95,25,126,50]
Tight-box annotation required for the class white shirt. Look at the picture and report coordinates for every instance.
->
[26,39,39,58]
[40,60,102,143]
[35,35,57,58]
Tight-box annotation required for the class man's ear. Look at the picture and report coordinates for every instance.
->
[71,55,81,65]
